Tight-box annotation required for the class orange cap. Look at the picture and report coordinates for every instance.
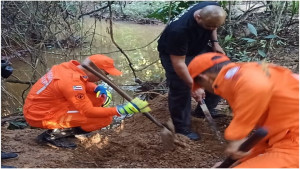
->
[188,52,230,91]
[89,54,122,76]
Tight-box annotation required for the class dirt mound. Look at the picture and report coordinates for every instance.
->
[2,95,231,168]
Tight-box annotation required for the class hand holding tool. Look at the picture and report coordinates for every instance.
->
[81,59,176,151]
[217,127,268,168]
[116,97,151,115]
[94,85,108,97]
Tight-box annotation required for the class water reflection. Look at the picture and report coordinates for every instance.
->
[3,19,166,113]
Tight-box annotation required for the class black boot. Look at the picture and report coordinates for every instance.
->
[36,129,77,149]
[175,128,200,141]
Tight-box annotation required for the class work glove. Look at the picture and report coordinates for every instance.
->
[102,90,112,107]
[95,85,112,107]
[94,85,107,97]
[116,97,151,116]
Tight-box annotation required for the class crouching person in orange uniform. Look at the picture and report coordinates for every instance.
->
[188,52,299,168]
[23,54,151,148]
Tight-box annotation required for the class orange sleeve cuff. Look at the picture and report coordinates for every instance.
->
[83,107,119,118]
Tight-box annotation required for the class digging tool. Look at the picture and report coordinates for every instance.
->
[81,59,175,150]
[199,99,225,144]
[217,127,268,168]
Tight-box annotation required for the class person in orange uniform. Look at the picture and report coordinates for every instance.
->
[24,54,151,148]
[187,52,299,168]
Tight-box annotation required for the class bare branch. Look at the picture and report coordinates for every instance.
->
[78,3,110,19]
[108,1,137,79]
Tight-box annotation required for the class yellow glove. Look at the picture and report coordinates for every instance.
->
[116,97,151,115]
[96,90,112,107]
[103,90,112,107]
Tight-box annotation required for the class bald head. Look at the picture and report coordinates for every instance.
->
[195,5,227,30]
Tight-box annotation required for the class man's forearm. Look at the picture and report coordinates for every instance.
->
[173,63,193,88]
[211,29,218,41]
[170,55,193,88]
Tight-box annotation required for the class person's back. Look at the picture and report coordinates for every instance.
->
[212,62,299,167]
[23,54,152,148]
[24,60,90,125]
[158,2,217,59]
[259,63,298,135]
[188,52,299,167]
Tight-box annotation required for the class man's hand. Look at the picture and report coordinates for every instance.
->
[191,88,205,102]
[116,97,151,116]
[94,85,107,97]
[212,42,225,55]
[225,138,250,160]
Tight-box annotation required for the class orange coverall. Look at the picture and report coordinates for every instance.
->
[212,62,299,168]
[23,60,119,132]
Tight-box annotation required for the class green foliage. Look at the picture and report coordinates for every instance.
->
[222,22,285,62]
[235,23,279,60]
[264,35,277,39]
[247,23,257,36]
[241,38,256,43]
[258,49,266,58]
[113,2,167,20]
[291,1,299,15]
[147,1,197,23]
[218,1,228,9]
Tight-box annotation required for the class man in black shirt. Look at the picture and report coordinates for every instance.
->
[157,2,226,140]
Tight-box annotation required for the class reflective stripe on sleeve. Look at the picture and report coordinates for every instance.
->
[67,110,79,113]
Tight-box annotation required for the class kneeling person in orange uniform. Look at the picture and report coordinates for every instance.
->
[188,53,299,168]
[23,54,151,148]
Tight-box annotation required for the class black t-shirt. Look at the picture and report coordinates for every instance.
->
[157,1,220,58]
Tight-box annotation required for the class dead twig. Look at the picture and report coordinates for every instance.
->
[108,2,137,79]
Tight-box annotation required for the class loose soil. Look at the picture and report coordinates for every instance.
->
[2,95,232,168]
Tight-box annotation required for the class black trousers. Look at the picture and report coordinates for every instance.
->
[160,53,221,132]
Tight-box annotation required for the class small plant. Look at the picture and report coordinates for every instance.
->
[240,23,280,59]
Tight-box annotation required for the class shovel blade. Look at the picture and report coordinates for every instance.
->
[160,127,175,151]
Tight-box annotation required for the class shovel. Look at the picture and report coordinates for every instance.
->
[199,100,224,144]
[81,59,175,150]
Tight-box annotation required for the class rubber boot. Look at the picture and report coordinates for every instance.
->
[36,129,77,149]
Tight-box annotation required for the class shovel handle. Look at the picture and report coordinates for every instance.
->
[217,128,268,168]
[81,60,165,128]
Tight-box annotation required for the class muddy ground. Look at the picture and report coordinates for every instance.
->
[2,95,232,168]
